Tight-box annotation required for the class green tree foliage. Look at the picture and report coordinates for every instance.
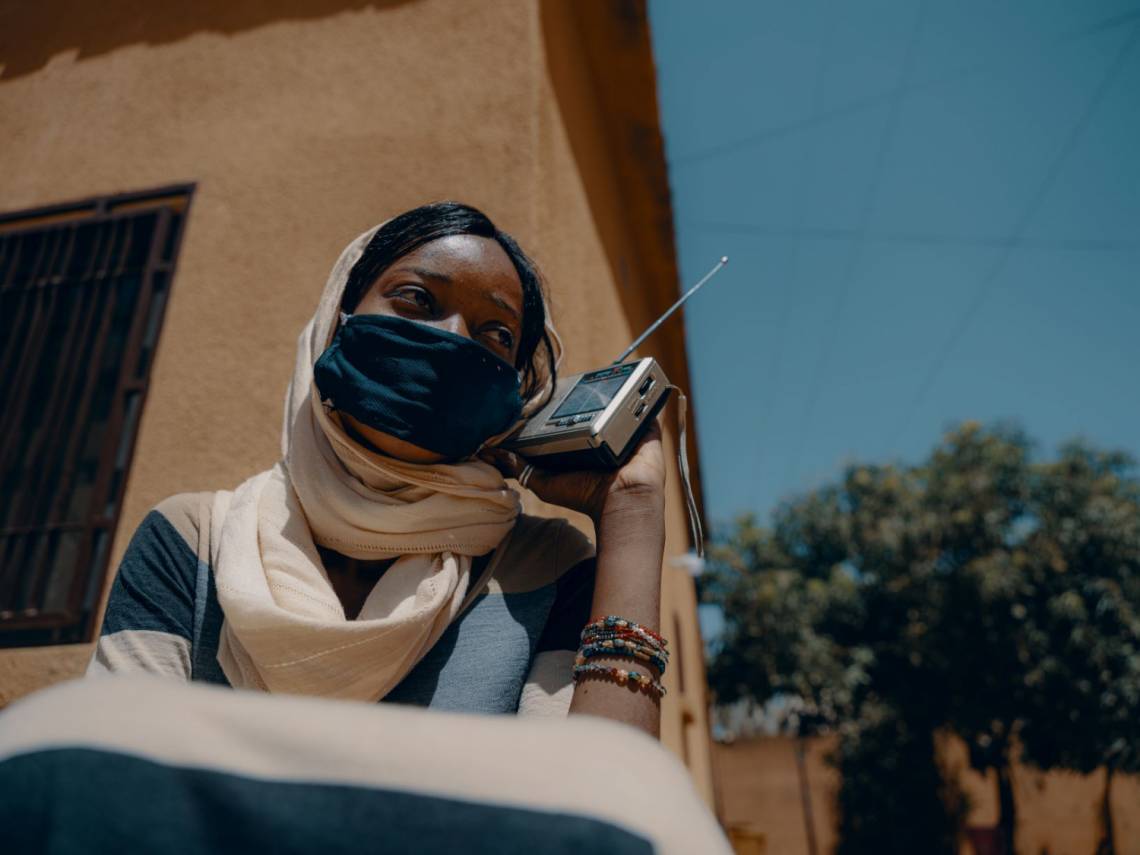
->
[833,705,965,855]
[1018,442,1140,854]
[705,423,1140,854]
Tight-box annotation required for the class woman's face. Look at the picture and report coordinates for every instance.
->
[339,234,526,464]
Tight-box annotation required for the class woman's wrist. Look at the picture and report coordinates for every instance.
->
[592,486,666,593]
[594,501,665,570]
[591,484,666,529]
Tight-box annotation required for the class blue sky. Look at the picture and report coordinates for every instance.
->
[649,0,1140,533]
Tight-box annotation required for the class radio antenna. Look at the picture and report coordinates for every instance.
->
[613,256,728,364]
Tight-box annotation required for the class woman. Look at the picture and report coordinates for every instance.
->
[88,202,669,738]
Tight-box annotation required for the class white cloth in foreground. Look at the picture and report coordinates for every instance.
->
[0,676,731,855]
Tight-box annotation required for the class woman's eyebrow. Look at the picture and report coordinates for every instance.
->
[395,265,451,284]
[485,292,521,322]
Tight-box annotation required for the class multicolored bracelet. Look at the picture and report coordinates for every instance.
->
[577,644,668,675]
[583,629,671,656]
[582,627,669,654]
[581,633,668,665]
[572,662,667,700]
[579,633,668,655]
[582,616,668,649]
[574,615,670,699]
[577,637,668,672]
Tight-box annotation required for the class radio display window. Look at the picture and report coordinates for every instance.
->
[551,373,630,419]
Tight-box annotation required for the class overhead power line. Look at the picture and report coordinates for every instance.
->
[669,7,1140,169]
[887,22,1140,449]
[684,222,1140,253]
[786,0,931,487]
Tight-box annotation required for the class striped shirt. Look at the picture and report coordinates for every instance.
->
[88,492,597,715]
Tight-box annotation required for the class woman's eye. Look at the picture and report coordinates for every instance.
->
[391,287,433,311]
[490,327,514,349]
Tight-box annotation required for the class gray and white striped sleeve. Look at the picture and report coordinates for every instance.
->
[86,504,200,681]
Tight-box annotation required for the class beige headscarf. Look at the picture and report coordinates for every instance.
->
[209,222,559,701]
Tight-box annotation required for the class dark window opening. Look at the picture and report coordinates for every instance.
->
[0,185,193,648]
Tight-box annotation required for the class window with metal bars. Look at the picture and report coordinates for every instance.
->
[0,185,193,648]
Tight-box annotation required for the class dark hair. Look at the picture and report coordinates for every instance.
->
[341,201,556,403]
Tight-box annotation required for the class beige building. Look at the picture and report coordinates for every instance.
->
[0,0,714,806]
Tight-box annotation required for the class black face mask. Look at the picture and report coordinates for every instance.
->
[313,312,524,460]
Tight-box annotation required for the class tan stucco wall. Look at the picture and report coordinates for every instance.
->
[0,0,713,805]
[713,736,840,855]
[714,734,1140,854]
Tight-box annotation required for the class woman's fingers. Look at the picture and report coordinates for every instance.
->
[482,446,585,507]
[625,417,664,463]
[481,448,558,498]
[478,447,526,480]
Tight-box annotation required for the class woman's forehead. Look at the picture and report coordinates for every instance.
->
[387,235,524,305]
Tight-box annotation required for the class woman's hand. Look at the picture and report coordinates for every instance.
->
[479,419,666,524]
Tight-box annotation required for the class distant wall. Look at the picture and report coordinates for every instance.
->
[714,734,1140,854]
[0,0,714,804]
[713,736,839,855]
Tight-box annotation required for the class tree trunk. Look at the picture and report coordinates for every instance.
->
[996,761,1016,855]
[1096,765,1116,855]
[794,737,820,855]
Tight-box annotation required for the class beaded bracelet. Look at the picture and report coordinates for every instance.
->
[576,615,670,697]
[572,663,667,700]
[579,633,665,661]
[579,638,665,674]
[581,626,668,667]
[580,634,669,658]
[583,616,668,648]
[577,643,668,675]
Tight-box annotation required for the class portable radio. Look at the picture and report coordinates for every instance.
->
[503,256,727,471]
[504,357,672,471]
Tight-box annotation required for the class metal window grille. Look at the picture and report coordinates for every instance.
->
[0,185,193,648]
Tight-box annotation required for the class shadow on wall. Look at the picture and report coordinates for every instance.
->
[539,0,705,517]
[539,0,677,344]
[0,0,418,81]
